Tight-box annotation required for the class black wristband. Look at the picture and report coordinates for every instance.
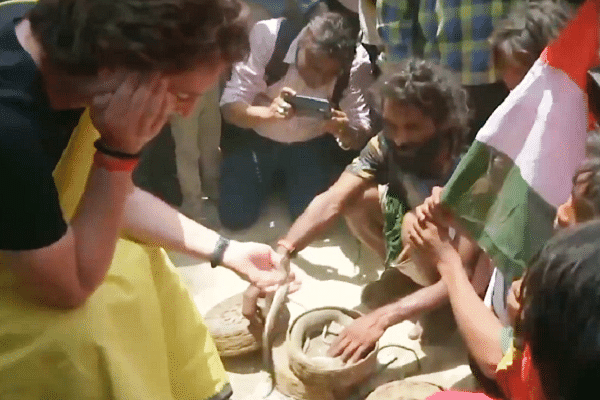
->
[94,139,141,160]
[210,236,230,268]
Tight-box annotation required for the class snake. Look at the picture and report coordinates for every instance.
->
[262,281,290,374]
[241,255,291,398]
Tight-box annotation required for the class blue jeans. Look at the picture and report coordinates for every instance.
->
[219,130,344,230]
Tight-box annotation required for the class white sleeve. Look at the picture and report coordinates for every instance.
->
[338,44,373,135]
[220,18,281,106]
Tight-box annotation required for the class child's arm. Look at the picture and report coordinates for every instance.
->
[408,221,505,378]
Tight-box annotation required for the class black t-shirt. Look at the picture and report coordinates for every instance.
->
[0,20,84,250]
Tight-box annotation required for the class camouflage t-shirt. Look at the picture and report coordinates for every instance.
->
[345,132,455,209]
[346,131,460,265]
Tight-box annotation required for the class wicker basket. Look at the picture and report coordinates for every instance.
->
[286,307,378,390]
[365,379,444,400]
[205,292,290,357]
[272,332,337,400]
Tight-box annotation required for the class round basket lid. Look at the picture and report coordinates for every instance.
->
[365,380,444,400]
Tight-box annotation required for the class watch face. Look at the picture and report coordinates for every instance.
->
[210,236,230,268]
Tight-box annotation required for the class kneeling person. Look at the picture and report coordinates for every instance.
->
[276,59,474,362]
[219,11,373,230]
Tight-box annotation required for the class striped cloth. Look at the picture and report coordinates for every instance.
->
[441,0,600,280]
[376,0,514,85]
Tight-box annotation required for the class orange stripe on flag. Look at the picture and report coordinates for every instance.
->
[541,0,600,91]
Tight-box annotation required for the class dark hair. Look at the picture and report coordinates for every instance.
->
[305,11,357,67]
[490,0,572,70]
[28,0,250,75]
[519,220,600,400]
[373,59,471,158]
[570,131,600,222]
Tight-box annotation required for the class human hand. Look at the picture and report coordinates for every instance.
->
[240,246,301,324]
[222,241,300,293]
[241,269,302,322]
[327,312,385,363]
[407,220,461,276]
[414,186,453,227]
[323,109,354,149]
[322,109,349,135]
[267,87,296,121]
[90,72,176,154]
[506,278,523,327]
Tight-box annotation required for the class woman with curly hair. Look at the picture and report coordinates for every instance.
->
[0,0,295,398]
[273,59,477,363]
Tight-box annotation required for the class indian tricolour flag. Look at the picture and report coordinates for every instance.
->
[442,0,600,280]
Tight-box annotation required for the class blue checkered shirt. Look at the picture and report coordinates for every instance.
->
[377,0,515,85]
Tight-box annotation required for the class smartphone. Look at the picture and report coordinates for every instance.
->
[287,95,332,119]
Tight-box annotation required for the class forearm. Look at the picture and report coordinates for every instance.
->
[68,164,135,294]
[281,191,345,253]
[374,279,449,329]
[121,187,222,260]
[282,172,368,253]
[6,164,134,308]
[221,102,274,129]
[440,259,504,378]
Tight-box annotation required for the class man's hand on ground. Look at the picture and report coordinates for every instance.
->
[327,312,386,364]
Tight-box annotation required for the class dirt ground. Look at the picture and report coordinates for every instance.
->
[170,197,478,399]
[136,122,478,399]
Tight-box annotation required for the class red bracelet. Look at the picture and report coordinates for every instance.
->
[277,239,296,256]
[93,151,139,172]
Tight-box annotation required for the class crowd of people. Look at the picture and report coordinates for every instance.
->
[0,0,598,398]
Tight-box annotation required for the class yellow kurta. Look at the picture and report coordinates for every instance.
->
[0,112,230,399]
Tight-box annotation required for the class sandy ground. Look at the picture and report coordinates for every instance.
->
[169,196,479,399]
[135,102,479,398]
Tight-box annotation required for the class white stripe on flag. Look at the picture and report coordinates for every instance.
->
[474,59,588,208]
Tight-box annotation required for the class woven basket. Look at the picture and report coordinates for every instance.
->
[205,292,290,357]
[365,380,443,400]
[272,332,337,400]
[286,307,378,390]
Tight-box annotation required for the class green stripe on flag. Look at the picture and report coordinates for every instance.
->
[442,141,557,280]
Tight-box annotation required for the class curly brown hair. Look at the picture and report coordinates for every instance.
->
[490,0,572,71]
[28,0,250,75]
[373,59,471,158]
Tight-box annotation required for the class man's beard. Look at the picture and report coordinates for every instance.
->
[392,135,446,179]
